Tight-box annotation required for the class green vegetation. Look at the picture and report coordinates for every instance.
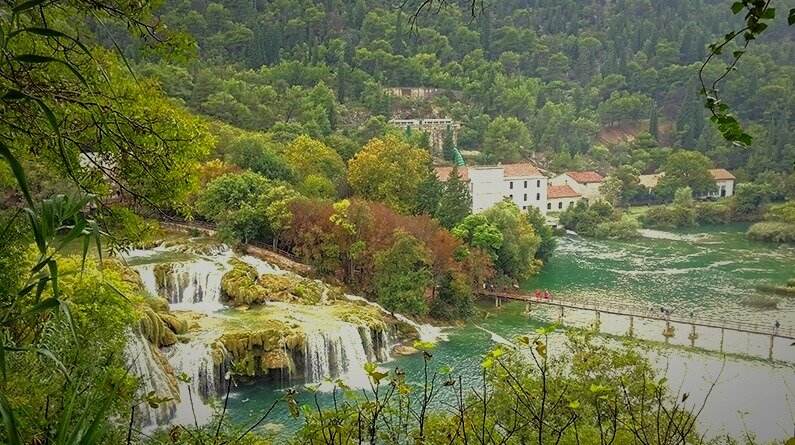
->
[1,0,793,442]
[747,202,795,243]
[559,200,639,239]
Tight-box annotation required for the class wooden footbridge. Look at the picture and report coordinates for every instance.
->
[478,290,795,360]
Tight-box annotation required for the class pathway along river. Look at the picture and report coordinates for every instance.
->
[226,224,795,441]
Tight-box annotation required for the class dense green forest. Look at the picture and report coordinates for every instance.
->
[117,0,795,177]
[1,0,794,443]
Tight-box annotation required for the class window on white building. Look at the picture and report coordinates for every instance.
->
[509,194,513,199]
[509,182,513,189]
[523,194,527,201]
[524,180,527,188]
[522,206,526,210]
[536,180,541,187]
[536,193,540,200]
[547,203,551,210]
[558,202,563,209]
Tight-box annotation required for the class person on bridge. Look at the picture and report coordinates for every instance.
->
[775,320,780,334]
[535,289,541,299]
[544,290,551,300]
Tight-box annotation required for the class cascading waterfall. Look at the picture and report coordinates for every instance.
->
[124,243,422,427]
[166,340,220,426]
[304,323,376,387]
[123,329,178,429]
[344,294,447,342]
[134,258,232,313]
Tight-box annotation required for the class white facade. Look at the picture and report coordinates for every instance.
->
[504,174,548,215]
[547,196,579,212]
[703,179,735,198]
[468,166,547,214]
[436,164,548,214]
[550,172,604,200]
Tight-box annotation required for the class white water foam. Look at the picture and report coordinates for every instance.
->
[343,294,448,342]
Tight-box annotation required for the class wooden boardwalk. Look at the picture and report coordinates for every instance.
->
[478,290,795,341]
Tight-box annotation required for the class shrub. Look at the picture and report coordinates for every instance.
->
[592,219,641,239]
[695,202,733,225]
[747,222,795,243]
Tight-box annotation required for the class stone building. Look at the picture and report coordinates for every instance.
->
[389,118,460,157]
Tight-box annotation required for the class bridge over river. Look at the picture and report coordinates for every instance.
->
[478,290,795,360]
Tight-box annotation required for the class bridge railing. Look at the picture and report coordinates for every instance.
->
[479,290,794,339]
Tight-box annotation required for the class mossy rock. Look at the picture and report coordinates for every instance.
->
[256,274,343,305]
[103,258,144,290]
[139,307,186,347]
[158,313,188,335]
[335,304,386,330]
[146,296,170,314]
[161,328,178,347]
[221,259,269,305]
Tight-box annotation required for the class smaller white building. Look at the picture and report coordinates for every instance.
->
[707,169,735,198]
[638,169,735,198]
[435,163,548,214]
[547,185,581,212]
[549,171,605,201]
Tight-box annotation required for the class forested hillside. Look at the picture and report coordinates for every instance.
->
[125,0,795,178]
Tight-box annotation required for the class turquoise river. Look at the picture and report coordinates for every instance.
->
[226,225,795,441]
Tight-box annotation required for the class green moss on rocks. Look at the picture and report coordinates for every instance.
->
[256,274,343,304]
[139,299,190,347]
[219,316,304,377]
[221,258,345,306]
[221,258,269,305]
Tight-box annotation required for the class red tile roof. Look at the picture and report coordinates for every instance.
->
[709,168,735,181]
[565,171,604,184]
[434,166,469,181]
[503,163,543,178]
[548,185,581,199]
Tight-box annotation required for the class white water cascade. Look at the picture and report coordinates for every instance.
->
[344,294,448,342]
[124,329,178,429]
[304,323,375,387]
[166,340,221,426]
[135,258,231,313]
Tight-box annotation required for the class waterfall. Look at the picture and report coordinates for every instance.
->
[343,294,448,342]
[123,329,177,429]
[304,324,374,388]
[134,258,232,313]
[166,340,221,427]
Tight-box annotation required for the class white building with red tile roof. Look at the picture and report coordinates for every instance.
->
[546,185,581,212]
[549,171,605,201]
[637,169,735,198]
[434,163,548,214]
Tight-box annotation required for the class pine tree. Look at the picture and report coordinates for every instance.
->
[443,125,457,161]
[437,166,472,229]
[649,102,659,141]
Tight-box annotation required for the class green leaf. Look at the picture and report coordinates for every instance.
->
[1,89,28,101]
[364,362,376,374]
[11,0,45,13]
[13,54,88,86]
[761,8,775,19]
[788,8,795,26]
[731,1,744,14]
[12,297,58,322]
[34,98,59,137]
[0,142,34,207]
[35,347,70,381]
[0,392,22,445]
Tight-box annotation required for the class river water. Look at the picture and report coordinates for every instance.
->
[225,225,795,441]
